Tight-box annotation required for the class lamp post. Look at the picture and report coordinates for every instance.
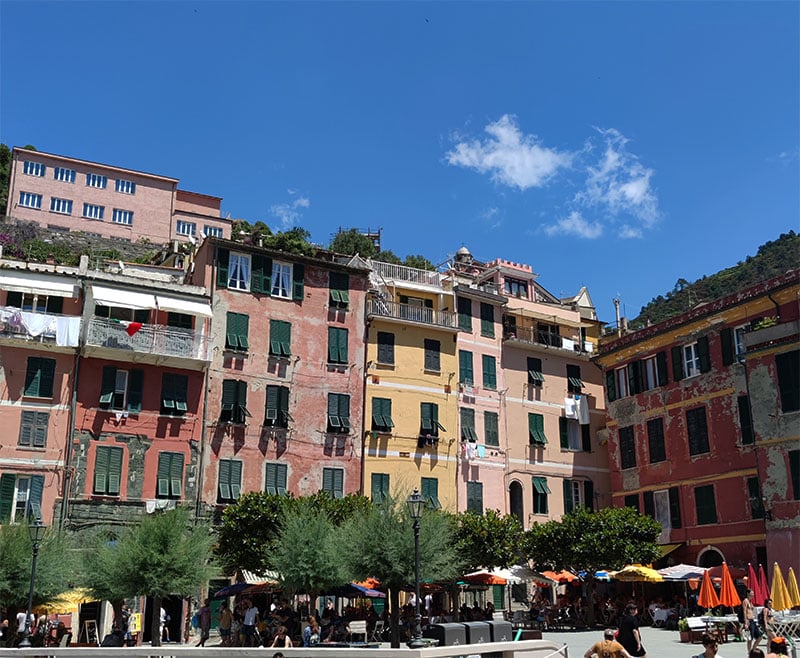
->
[407,489,424,648]
[19,516,47,649]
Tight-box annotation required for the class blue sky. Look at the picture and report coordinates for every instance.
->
[2,1,797,324]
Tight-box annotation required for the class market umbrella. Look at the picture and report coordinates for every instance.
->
[771,563,791,611]
[659,564,708,581]
[34,588,91,614]
[540,570,579,584]
[786,567,800,609]
[463,570,508,585]
[758,563,770,601]
[747,563,765,605]
[611,564,664,582]
[698,569,720,610]
[718,563,741,608]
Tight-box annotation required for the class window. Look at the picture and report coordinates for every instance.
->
[484,411,499,446]
[167,312,193,330]
[644,352,668,389]
[371,473,390,502]
[112,209,133,225]
[225,312,249,351]
[747,477,765,519]
[459,350,474,385]
[176,220,196,236]
[269,320,291,357]
[790,450,800,500]
[54,166,75,182]
[647,417,666,463]
[672,336,710,380]
[668,487,682,528]
[461,408,477,442]
[532,477,549,514]
[94,445,123,495]
[420,402,445,439]
[559,417,582,451]
[115,179,136,194]
[217,459,242,503]
[421,477,441,509]
[567,364,583,393]
[480,303,494,337]
[100,366,143,412]
[50,197,72,214]
[156,452,184,499]
[322,467,344,498]
[504,277,528,298]
[694,484,717,524]
[24,357,56,398]
[738,396,754,444]
[377,332,395,365]
[227,252,251,291]
[457,296,472,331]
[6,291,62,314]
[371,397,394,433]
[734,325,747,359]
[538,322,560,347]
[0,473,44,524]
[619,426,636,469]
[160,373,188,416]
[82,203,104,220]
[624,494,640,512]
[528,413,547,445]
[327,393,351,433]
[265,385,291,428]
[19,192,42,209]
[615,367,629,398]
[203,225,223,238]
[683,342,701,378]
[86,173,107,188]
[18,411,48,448]
[220,379,251,424]
[776,350,800,413]
[23,161,45,177]
[686,406,710,455]
[563,479,593,513]
[527,357,544,386]
[265,463,288,495]
[329,272,350,309]
[424,338,440,372]
[271,261,293,298]
[466,481,483,514]
[482,354,497,390]
[328,327,349,364]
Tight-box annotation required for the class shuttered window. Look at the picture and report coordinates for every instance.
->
[327,393,351,433]
[99,366,143,412]
[0,474,44,523]
[527,357,544,386]
[329,272,350,309]
[528,413,547,445]
[460,408,477,442]
[377,331,395,365]
[420,403,445,438]
[482,354,497,390]
[217,459,242,503]
[328,327,349,364]
[480,303,494,337]
[647,417,666,463]
[225,312,250,351]
[466,481,483,514]
[738,395,754,445]
[457,296,472,331]
[265,385,291,428]
[668,487,682,528]
[24,357,56,398]
[322,467,344,498]
[156,451,184,499]
[484,411,499,446]
[220,379,251,424]
[686,406,709,455]
[424,339,440,372]
[619,426,636,470]
[94,445,123,495]
[567,364,583,393]
[747,477,765,519]
[532,476,550,514]
[269,320,292,357]
[776,350,800,413]
[459,350,474,386]
[421,477,441,509]
[371,472,390,502]
[265,463,288,495]
[694,484,717,525]
[371,397,394,433]
[18,411,49,448]
[249,253,271,294]
[160,373,188,416]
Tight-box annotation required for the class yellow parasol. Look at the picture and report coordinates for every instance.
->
[771,563,792,611]
[34,588,91,615]
[786,567,800,609]
[611,564,664,582]
[698,568,720,610]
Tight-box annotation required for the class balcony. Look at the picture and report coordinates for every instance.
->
[370,261,445,288]
[0,305,81,350]
[84,317,210,368]
[504,326,592,354]
[368,299,457,330]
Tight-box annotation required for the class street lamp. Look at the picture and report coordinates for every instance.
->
[19,516,47,649]
[407,489,424,649]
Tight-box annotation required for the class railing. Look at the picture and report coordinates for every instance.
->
[0,305,80,345]
[85,317,210,361]
[504,326,566,349]
[368,299,457,329]
[370,261,444,288]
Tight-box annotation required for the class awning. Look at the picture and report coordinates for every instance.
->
[0,270,78,298]
[506,306,586,328]
[91,285,157,310]
[156,295,213,317]
[659,543,682,558]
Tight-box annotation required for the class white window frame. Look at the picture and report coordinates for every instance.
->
[570,480,583,508]
[83,203,105,220]
[683,342,701,378]
[112,209,133,225]
[115,179,136,194]
[86,173,107,189]
[19,192,42,209]
[54,167,76,183]
[23,161,45,177]
[12,476,31,524]
[50,197,73,214]
[227,252,251,291]
[734,325,747,359]
[271,261,292,298]
[566,418,582,451]
[176,220,196,236]
[615,367,629,398]
[203,226,223,238]
[643,356,658,390]
[111,369,129,410]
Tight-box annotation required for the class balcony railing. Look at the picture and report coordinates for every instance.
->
[370,261,444,288]
[0,305,81,345]
[504,325,590,352]
[368,299,457,329]
[86,317,210,361]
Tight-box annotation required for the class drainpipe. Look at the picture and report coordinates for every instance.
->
[195,246,216,522]
[767,293,781,321]
[59,350,80,530]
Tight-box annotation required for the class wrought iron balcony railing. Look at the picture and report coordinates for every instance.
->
[368,299,457,329]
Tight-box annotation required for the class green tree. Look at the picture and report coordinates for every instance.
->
[375,249,402,264]
[403,254,436,271]
[261,226,315,256]
[335,495,463,648]
[0,143,11,216]
[329,228,379,258]
[455,508,524,572]
[524,506,661,625]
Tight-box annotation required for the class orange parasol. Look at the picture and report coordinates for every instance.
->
[718,562,741,608]
[771,563,791,611]
[698,568,720,610]
[540,570,579,583]
[463,570,508,585]
[786,567,800,609]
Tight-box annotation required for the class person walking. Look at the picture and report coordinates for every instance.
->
[760,599,775,643]
[196,599,211,647]
[742,589,762,652]
[241,599,259,647]
[617,603,647,658]
[583,628,632,658]
[219,601,233,647]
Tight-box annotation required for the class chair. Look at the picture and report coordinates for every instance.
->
[369,620,385,642]
[349,620,367,643]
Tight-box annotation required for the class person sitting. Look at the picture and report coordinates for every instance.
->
[766,637,789,658]
[270,625,292,648]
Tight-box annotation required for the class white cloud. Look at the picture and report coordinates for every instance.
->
[543,211,603,239]
[480,206,503,229]
[269,194,311,229]
[446,115,573,190]
[618,224,643,239]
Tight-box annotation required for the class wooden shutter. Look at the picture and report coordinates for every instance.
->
[424,339,439,371]
[338,328,348,363]
[237,314,249,350]
[656,351,669,386]
[484,411,498,446]
[32,412,48,448]
[236,380,249,422]
[338,394,351,430]
[697,335,711,373]
[171,453,183,497]
[19,411,34,446]
[266,464,278,495]
[461,408,475,441]
[27,475,44,520]
[327,394,340,429]
[738,395,754,444]
[668,487,682,528]
[94,446,109,493]
[492,585,504,610]
[371,473,388,501]
[627,361,640,395]
[107,447,123,495]
[378,332,394,364]
[265,385,279,423]
[482,354,496,389]
[250,254,266,293]
[276,464,287,495]
[467,481,483,513]
[322,467,333,494]
[606,370,617,402]
[328,327,338,363]
[218,460,231,500]
[216,248,229,287]
[226,313,239,350]
[776,350,800,413]
[583,480,594,511]
[720,328,735,366]
[480,303,494,337]
[279,386,290,425]
[457,296,472,331]
[459,350,473,385]
[643,490,655,517]
[230,461,242,499]
[221,380,237,417]
[0,473,15,522]
[563,479,573,514]
[581,424,591,452]
[671,346,684,381]
[127,369,143,413]
[157,452,171,497]
[292,263,305,300]
[559,416,569,449]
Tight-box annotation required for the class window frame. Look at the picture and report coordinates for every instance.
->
[19,192,42,209]
[527,357,544,386]
[329,272,350,309]
[23,161,45,177]
[694,484,718,525]
[460,407,477,442]
[265,385,291,428]
[328,327,349,365]
[322,467,344,499]
[482,354,497,390]
[371,397,394,433]
[421,476,441,509]
[371,472,390,502]
[160,373,189,417]
[86,173,108,189]
[420,402,445,439]
[567,364,583,393]
[220,379,251,424]
[686,406,710,456]
[457,296,472,331]
[265,463,288,496]
[776,350,800,413]
[269,319,292,357]
[459,350,474,386]
[93,445,123,496]
[484,410,499,447]
[217,459,243,503]
[480,302,495,338]
[99,366,143,413]
[683,341,701,378]
[225,312,250,352]
[18,410,49,448]
[50,197,73,214]
[377,331,395,365]
[271,261,293,298]
[619,425,636,470]
[53,166,75,183]
[24,356,56,399]
[112,208,134,225]
[327,393,351,433]
[176,220,196,236]
[466,481,483,514]
[115,179,136,194]
[156,451,184,499]
[647,417,667,463]
[528,413,547,445]
[424,338,441,372]
[227,252,251,291]
[82,203,105,220]
[532,476,550,514]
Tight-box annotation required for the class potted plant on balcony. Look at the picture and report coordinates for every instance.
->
[678,617,690,643]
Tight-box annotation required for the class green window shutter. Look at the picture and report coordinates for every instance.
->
[127,369,143,413]
[656,351,669,386]
[457,296,472,331]
[459,350,474,385]
[161,373,176,411]
[529,413,546,445]
[251,254,266,293]
[171,453,183,497]
[216,248,230,287]
[19,411,34,446]
[460,408,476,442]
[328,394,340,429]
[0,473,15,523]
[236,380,250,422]
[157,452,171,497]
[107,447,123,495]
[265,385,279,423]
[430,403,444,434]
[24,357,41,397]
[671,346,684,381]
[292,263,305,300]
[720,328,735,366]
[643,490,655,517]
[328,327,338,363]
[668,487,682,528]
[482,354,497,389]
[738,395,754,444]
[421,403,432,432]
[563,479,573,514]
[627,361,640,395]
[27,475,44,520]
[748,477,765,519]
[424,339,440,371]
[265,463,278,495]
[697,335,711,373]
[275,464,287,495]
[337,328,348,363]
[99,366,117,406]
[322,467,333,494]
[333,468,343,498]
[221,379,236,413]
[94,446,109,493]
[584,480,594,510]
[279,386,290,425]
[606,369,617,402]
[421,477,440,509]
[371,473,387,502]
[480,303,494,337]
[270,320,280,355]
[329,272,350,307]
[230,461,242,499]
[32,412,48,448]
[338,394,351,430]
[174,375,188,413]
[466,481,483,514]
[484,411,499,446]
[218,460,231,501]
[377,332,394,364]
[527,357,544,384]
[581,424,591,452]
[559,416,568,449]
[226,312,239,350]
[492,584,504,610]
[237,314,249,350]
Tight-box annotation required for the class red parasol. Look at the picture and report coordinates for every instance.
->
[718,563,741,608]
[698,568,720,610]
[758,563,770,602]
[748,563,765,605]
[540,570,579,583]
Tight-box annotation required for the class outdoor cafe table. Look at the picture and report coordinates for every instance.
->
[772,612,800,643]
[701,615,739,643]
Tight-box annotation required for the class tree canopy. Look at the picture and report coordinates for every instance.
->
[455,508,524,572]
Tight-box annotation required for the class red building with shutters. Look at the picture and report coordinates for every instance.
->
[594,269,800,571]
